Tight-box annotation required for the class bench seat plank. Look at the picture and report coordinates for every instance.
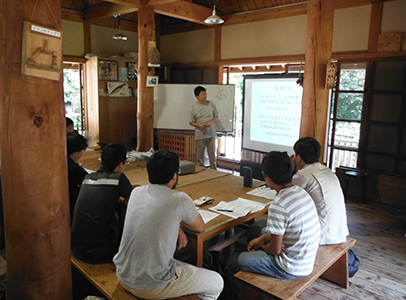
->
[71,255,200,300]
[235,237,356,300]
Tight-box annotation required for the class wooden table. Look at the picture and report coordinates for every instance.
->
[124,166,229,187]
[177,175,273,267]
[78,150,147,172]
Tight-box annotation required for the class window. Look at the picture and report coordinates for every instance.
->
[327,63,367,170]
[63,63,85,131]
[360,60,406,175]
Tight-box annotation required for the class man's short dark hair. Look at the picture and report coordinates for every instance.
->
[101,142,127,172]
[147,150,179,184]
[66,117,74,127]
[194,86,206,96]
[293,137,321,164]
[67,131,87,156]
[262,151,292,185]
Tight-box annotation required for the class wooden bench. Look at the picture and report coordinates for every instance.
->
[71,255,200,300]
[234,237,356,300]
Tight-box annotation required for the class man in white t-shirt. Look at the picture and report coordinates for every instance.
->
[113,150,223,300]
[291,137,349,245]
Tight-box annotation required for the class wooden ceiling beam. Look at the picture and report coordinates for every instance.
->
[154,1,213,25]
[160,22,206,35]
[84,2,139,20]
[223,2,307,26]
[101,0,141,6]
[147,0,180,5]
[222,0,398,27]
[62,9,138,31]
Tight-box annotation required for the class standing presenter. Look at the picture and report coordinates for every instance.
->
[189,86,218,169]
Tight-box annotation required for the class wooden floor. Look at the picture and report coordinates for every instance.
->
[297,201,406,300]
[0,201,405,300]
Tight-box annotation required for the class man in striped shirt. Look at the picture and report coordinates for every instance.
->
[227,151,320,279]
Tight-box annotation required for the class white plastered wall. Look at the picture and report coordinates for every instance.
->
[221,15,308,59]
[332,5,371,52]
[381,0,406,51]
[160,28,215,63]
[91,25,138,56]
[62,20,85,56]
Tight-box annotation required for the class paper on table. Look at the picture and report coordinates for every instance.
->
[246,186,277,200]
[209,198,267,219]
[197,209,220,224]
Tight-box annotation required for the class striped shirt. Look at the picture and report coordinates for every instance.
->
[266,185,320,276]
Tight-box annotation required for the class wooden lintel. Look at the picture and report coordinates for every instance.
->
[63,55,87,63]
[179,50,406,70]
[154,1,212,25]
[84,2,138,20]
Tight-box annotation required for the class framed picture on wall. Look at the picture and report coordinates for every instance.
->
[98,60,118,81]
[146,76,159,87]
[127,62,137,81]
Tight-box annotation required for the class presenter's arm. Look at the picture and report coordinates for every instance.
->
[190,121,205,128]
[206,115,218,127]
[181,214,205,233]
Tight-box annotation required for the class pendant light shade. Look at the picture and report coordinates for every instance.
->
[112,15,128,41]
[204,5,224,24]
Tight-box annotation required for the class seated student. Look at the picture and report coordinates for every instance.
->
[66,117,75,133]
[291,137,349,245]
[114,150,224,300]
[67,131,88,222]
[226,151,320,281]
[71,142,134,264]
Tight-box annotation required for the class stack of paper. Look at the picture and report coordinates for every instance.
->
[197,209,220,224]
[209,198,267,219]
[246,186,277,200]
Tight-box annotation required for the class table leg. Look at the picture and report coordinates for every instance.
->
[190,236,204,267]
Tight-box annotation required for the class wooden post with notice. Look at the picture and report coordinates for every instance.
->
[0,0,71,299]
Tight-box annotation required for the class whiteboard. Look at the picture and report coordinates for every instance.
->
[153,84,235,132]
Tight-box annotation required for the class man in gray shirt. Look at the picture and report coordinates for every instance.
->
[114,150,223,300]
[190,86,219,169]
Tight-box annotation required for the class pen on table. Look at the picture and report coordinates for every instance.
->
[216,209,233,212]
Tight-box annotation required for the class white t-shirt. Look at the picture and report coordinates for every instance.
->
[113,184,199,290]
[293,163,349,245]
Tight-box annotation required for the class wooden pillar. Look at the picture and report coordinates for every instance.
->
[368,2,383,53]
[0,0,71,299]
[84,22,92,54]
[137,4,155,151]
[215,27,223,84]
[300,0,334,158]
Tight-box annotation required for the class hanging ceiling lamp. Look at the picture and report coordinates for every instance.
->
[204,5,224,24]
[112,14,128,41]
